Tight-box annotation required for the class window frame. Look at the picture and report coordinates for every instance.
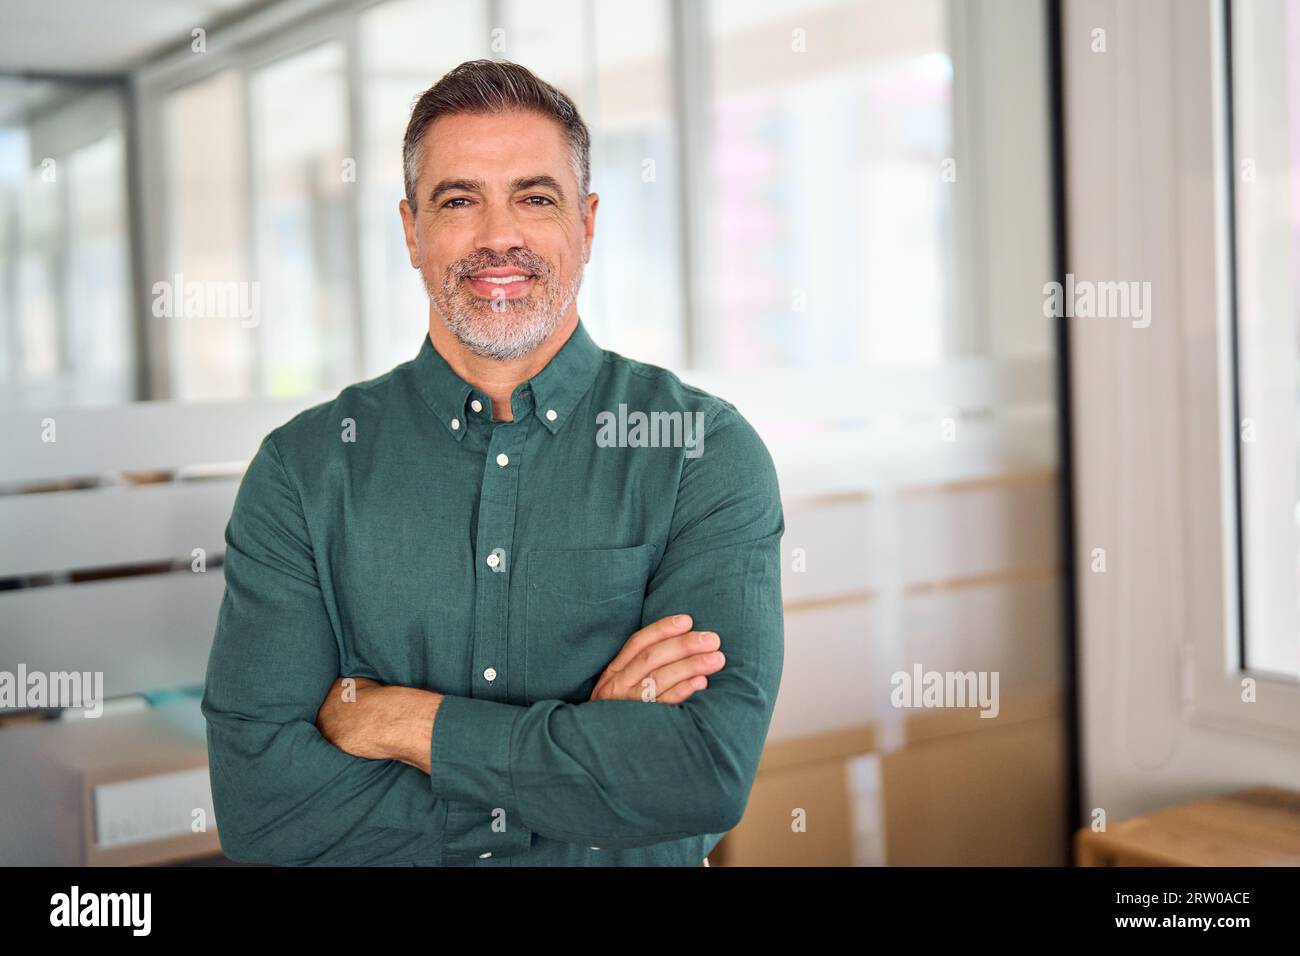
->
[1066,0,1300,747]
[1190,0,1300,738]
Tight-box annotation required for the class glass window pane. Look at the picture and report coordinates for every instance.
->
[65,131,132,401]
[587,0,684,366]
[249,42,354,397]
[703,0,953,369]
[17,161,62,383]
[0,80,132,407]
[1230,0,1300,678]
[162,69,253,401]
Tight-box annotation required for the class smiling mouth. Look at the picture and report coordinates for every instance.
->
[463,273,537,300]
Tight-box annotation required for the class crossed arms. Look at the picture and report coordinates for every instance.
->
[314,612,728,773]
[201,408,784,864]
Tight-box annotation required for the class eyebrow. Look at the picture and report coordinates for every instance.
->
[510,175,566,201]
[428,178,483,205]
[427,175,567,206]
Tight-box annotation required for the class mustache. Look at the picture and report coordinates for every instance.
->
[450,249,551,280]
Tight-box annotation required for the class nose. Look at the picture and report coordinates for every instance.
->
[472,196,527,256]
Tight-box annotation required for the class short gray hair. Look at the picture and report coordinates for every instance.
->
[402,59,591,212]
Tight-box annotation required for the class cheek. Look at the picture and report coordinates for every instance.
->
[421,243,462,282]
[534,233,583,276]
[421,220,468,263]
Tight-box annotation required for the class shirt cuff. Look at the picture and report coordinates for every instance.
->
[428,694,521,808]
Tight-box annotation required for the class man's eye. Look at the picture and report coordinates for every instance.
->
[523,196,554,206]
[443,197,471,208]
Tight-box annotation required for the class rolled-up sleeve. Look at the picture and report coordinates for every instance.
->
[426,407,784,847]
[202,435,444,865]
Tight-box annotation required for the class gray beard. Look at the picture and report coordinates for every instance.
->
[424,262,584,361]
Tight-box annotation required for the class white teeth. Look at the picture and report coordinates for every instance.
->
[473,275,529,284]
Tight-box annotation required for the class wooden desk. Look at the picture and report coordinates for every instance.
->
[1075,786,1300,866]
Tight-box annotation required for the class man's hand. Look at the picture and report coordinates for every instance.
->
[316,676,441,773]
[590,614,726,703]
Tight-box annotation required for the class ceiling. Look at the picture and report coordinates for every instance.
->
[0,0,279,75]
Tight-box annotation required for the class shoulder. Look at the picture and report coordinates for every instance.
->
[593,348,779,493]
[593,348,739,431]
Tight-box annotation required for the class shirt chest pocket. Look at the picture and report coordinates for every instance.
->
[524,543,657,704]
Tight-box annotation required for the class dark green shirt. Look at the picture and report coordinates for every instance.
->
[202,320,785,866]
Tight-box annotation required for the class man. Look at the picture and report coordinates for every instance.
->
[201,59,784,867]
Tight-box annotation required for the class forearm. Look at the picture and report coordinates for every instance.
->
[203,698,445,864]
[358,681,716,846]
[424,692,763,847]
[380,686,443,774]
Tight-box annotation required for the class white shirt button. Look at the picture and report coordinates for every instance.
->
[546,409,557,422]
[485,553,500,569]
[496,453,509,467]
[479,851,492,859]
[450,418,460,431]
[471,399,483,413]
[483,667,497,681]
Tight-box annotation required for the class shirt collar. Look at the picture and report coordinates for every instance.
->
[411,320,603,440]
[526,320,603,434]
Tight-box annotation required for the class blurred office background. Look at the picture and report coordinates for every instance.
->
[2,0,1299,865]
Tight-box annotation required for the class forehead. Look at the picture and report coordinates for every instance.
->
[417,109,574,185]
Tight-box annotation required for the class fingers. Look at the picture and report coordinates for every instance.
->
[641,650,726,702]
[602,614,694,674]
[599,639,726,703]
[613,628,720,693]
[653,674,709,704]
[591,615,732,704]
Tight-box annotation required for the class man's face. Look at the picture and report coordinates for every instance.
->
[400,109,597,361]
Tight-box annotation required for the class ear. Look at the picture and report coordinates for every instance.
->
[582,192,599,263]
[399,198,420,268]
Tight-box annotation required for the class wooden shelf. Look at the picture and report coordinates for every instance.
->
[1075,787,1300,866]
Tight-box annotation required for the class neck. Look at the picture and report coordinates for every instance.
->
[426,310,578,422]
